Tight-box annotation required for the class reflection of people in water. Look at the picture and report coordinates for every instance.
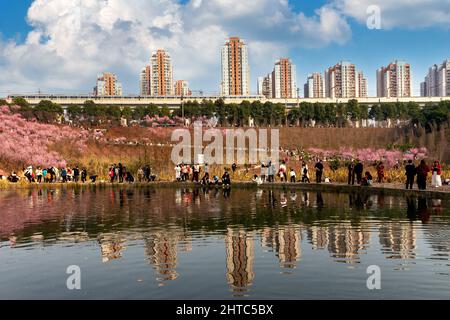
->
[289,191,297,202]
[280,193,287,207]
[406,196,417,221]
[302,192,309,206]
[316,192,324,210]
[268,190,277,208]
[348,193,367,210]
[417,196,430,224]
[431,199,443,215]
[223,187,231,199]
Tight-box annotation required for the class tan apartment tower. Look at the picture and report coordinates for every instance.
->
[140,49,174,96]
[94,72,122,96]
[273,58,297,99]
[325,61,367,99]
[304,73,324,98]
[377,60,412,98]
[221,37,250,96]
[174,80,191,96]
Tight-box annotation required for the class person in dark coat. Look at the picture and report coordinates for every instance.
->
[405,160,416,190]
[416,160,430,190]
[315,160,324,183]
[348,161,355,185]
[354,159,364,185]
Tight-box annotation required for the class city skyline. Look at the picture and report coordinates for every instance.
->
[1,1,450,97]
[91,52,448,98]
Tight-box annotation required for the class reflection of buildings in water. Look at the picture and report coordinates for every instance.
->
[308,226,329,250]
[98,233,126,263]
[225,228,254,293]
[379,223,417,260]
[261,225,301,269]
[9,236,17,248]
[58,232,89,243]
[327,224,371,264]
[178,232,193,253]
[145,231,179,283]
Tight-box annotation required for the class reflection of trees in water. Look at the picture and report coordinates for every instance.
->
[225,228,254,295]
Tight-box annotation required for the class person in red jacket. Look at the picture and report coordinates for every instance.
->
[416,160,430,190]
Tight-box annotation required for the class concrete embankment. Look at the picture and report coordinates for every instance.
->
[1,180,449,199]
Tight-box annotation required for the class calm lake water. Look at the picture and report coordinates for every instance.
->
[0,186,449,300]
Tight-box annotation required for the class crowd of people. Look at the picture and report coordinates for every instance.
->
[2,165,98,184]
[249,158,447,191]
[252,159,329,185]
[0,158,447,192]
[173,163,231,186]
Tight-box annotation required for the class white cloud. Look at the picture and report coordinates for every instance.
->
[332,0,450,29]
[0,0,351,95]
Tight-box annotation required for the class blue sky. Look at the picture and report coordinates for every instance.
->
[0,0,449,96]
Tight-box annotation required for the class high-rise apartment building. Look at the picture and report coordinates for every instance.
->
[358,72,368,98]
[376,60,412,98]
[325,61,367,99]
[221,37,250,96]
[174,80,191,96]
[272,58,297,99]
[140,49,174,96]
[421,60,450,97]
[140,65,151,96]
[258,73,273,98]
[304,73,324,98]
[94,72,122,96]
[258,58,297,99]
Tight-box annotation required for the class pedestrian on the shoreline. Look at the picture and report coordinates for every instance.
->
[405,160,416,190]
[268,161,274,183]
[81,168,87,183]
[193,163,200,182]
[174,165,181,182]
[290,168,296,183]
[354,159,363,185]
[260,163,266,182]
[348,160,355,185]
[361,171,373,186]
[376,161,385,183]
[222,169,231,186]
[416,160,430,190]
[231,163,237,175]
[118,163,124,183]
[109,165,115,183]
[137,167,144,182]
[279,161,287,182]
[73,166,80,183]
[204,163,209,180]
[61,168,68,183]
[43,168,48,183]
[36,166,43,184]
[431,160,442,188]
[315,159,324,183]
[301,162,310,183]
